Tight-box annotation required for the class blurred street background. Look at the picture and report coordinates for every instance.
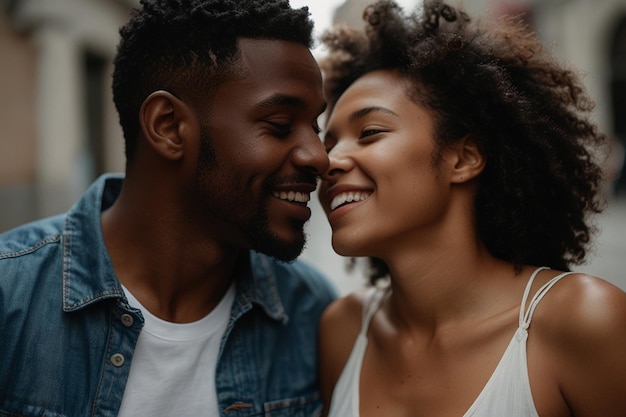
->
[582,195,626,290]
[1,0,625,293]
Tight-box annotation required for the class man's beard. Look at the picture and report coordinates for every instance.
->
[244,206,306,262]
[193,130,307,262]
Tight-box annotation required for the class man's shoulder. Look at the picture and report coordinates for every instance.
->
[250,252,338,302]
[0,216,65,300]
[0,215,64,258]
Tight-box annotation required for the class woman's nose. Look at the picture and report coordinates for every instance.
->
[321,142,354,181]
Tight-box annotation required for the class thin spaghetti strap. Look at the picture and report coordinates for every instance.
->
[519,267,549,327]
[521,270,575,329]
[361,285,389,333]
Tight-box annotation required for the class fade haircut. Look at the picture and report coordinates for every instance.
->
[321,0,607,283]
[112,0,314,162]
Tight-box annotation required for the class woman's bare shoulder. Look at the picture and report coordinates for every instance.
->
[532,272,626,414]
[322,289,369,324]
[319,288,371,355]
[533,272,626,340]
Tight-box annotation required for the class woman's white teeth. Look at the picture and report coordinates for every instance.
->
[273,191,310,203]
[330,191,371,211]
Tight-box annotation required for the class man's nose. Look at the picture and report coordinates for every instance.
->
[292,132,330,175]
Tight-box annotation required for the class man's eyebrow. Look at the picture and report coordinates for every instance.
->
[349,106,399,123]
[254,94,327,116]
[255,94,307,110]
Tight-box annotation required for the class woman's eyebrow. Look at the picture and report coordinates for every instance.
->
[349,106,399,123]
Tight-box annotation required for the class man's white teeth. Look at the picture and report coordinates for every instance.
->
[273,191,310,203]
[330,191,371,211]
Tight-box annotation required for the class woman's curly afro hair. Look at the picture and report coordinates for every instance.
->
[320,0,608,284]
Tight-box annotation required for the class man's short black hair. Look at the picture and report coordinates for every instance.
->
[112,0,314,162]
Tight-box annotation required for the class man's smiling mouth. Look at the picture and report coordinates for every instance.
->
[272,191,311,205]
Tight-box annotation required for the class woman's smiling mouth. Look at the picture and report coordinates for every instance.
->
[330,191,372,211]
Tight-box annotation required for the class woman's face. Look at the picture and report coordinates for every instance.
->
[319,70,455,258]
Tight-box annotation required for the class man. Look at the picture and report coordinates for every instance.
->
[0,1,337,416]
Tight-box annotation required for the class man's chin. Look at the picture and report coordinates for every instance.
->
[258,237,305,262]
[252,231,306,262]
[244,216,306,261]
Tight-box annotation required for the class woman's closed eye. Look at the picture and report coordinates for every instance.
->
[360,129,382,138]
[359,126,388,140]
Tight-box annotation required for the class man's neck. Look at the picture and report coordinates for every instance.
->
[101,200,244,323]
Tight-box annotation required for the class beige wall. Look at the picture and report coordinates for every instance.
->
[0,0,133,231]
[0,13,37,186]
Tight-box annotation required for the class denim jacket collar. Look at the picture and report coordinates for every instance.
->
[62,174,124,312]
[60,174,288,323]
[236,251,288,324]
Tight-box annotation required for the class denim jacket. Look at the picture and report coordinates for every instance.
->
[0,174,337,417]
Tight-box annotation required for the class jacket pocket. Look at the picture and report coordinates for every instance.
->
[263,393,322,417]
[0,405,67,417]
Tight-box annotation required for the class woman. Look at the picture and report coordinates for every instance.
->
[317,1,626,416]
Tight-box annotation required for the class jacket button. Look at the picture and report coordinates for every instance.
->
[121,314,134,327]
[111,353,125,367]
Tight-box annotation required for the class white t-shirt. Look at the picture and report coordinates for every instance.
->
[118,283,236,417]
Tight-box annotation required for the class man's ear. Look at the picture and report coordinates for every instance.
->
[138,90,199,161]
[448,135,486,184]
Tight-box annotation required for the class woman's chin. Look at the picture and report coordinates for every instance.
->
[331,239,367,258]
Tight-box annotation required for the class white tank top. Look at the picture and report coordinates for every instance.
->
[327,267,573,417]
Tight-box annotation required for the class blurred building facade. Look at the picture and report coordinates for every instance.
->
[0,0,135,231]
